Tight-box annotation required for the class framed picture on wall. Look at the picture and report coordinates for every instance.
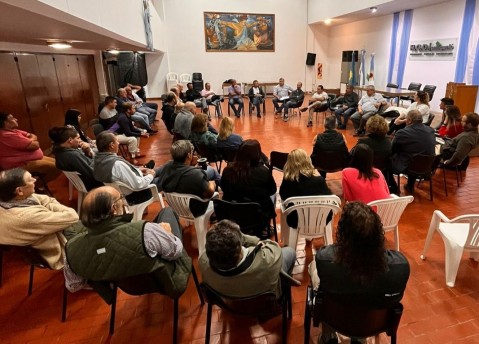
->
[204,12,275,52]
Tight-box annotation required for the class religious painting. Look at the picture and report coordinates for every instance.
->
[204,12,275,52]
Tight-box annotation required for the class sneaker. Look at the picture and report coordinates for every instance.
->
[257,113,261,118]
[307,121,313,127]
[300,107,308,112]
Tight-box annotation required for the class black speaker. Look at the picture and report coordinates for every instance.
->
[306,53,316,66]
[341,50,359,62]
[192,72,202,81]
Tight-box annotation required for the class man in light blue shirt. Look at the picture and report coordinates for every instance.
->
[350,85,387,137]
[272,77,293,120]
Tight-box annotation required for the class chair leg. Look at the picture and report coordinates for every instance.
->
[272,216,279,242]
[205,303,212,344]
[282,290,288,344]
[429,179,433,201]
[396,174,401,196]
[391,334,397,344]
[28,264,35,296]
[442,166,448,197]
[304,287,311,344]
[191,265,204,305]
[109,284,118,335]
[173,298,179,344]
[62,286,68,322]
[444,241,464,287]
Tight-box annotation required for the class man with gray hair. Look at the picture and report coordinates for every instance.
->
[173,101,196,139]
[350,85,387,137]
[390,109,435,194]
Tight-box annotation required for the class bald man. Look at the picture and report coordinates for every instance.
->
[64,186,191,296]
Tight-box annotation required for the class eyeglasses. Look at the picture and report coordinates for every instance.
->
[112,195,130,214]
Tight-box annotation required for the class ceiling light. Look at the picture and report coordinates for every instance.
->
[370,7,378,13]
[107,49,120,55]
[324,18,332,25]
[48,41,72,49]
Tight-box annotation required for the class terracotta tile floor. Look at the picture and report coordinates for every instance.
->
[1,98,479,343]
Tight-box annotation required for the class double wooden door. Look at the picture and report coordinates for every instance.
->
[0,53,99,148]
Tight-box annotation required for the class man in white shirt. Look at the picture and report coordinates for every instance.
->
[273,78,293,120]
[350,85,387,137]
[201,82,224,117]
[300,85,329,127]
[228,79,244,118]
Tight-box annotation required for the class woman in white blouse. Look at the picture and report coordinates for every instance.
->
[386,90,430,134]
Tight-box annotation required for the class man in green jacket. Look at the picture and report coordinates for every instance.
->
[64,186,191,298]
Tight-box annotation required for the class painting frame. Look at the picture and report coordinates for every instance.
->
[204,12,275,52]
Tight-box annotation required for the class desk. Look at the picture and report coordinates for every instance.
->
[354,86,416,105]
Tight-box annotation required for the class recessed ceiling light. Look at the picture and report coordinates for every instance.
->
[324,18,332,25]
[370,7,378,13]
[48,41,72,49]
[107,49,120,55]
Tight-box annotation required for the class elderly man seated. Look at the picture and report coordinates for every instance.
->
[64,186,190,297]
[0,112,60,183]
[0,168,78,269]
[199,219,296,298]
[350,85,387,137]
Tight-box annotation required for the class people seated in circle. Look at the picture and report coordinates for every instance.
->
[220,139,276,220]
[310,201,410,344]
[280,148,332,228]
[49,126,102,191]
[437,105,464,139]
[216,117,243,150]
[300,85,328,127]
[0,168,78,270]
[0,112,60,183]
[350,85,387,137]
[199,219,296,298]
[386,90,430,135]
[342,144,390,203]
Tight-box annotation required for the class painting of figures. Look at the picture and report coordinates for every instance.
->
[204,12,275,52]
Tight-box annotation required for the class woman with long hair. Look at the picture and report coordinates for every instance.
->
[438,105,464,138]
[189,113,217,148]
[280,148,331,228]
[311,202,410,344]
[64,108,96,149]
[387,90,430,134]
[220,139,276,219]
[217,116,243,149]
[342,143,389,203]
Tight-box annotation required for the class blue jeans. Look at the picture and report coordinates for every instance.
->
[229,97,243,116]
[281,247,296,275]
[131,112,151,130]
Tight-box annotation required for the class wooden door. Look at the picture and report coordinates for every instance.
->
[0,54,31,132]
[54,55,87,116]
[77,55,100,125]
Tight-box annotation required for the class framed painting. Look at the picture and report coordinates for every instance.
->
[204,12,275,52]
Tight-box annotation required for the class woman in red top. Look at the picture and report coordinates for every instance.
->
[438,105,464,138]
[342,144,390,203]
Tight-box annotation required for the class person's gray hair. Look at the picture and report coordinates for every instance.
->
[324,115,337,130]
[366,85,375,91]
[406,109,423,124]
[170,140,193,162]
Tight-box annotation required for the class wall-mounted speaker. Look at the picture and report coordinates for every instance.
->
[306,53,316,66]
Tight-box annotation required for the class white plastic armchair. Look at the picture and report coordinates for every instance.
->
[280,195,341,252]
[421,210,479,287]
[163,192,219,256]
[367,194,414,251]
[104,182,164,222]
[179,73,192,84]
[166,72,179,90]
[62,171,89,214]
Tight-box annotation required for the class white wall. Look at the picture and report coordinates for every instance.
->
[308,0,393,24]
[162,0,308,96]
[316,0,469,111]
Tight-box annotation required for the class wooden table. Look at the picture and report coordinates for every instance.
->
[354,86,416,105]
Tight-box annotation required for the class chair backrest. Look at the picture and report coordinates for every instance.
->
[425,113,435,126]
[62,171,88,194]
[166,72,178,81]
[92,123,105,138]
[213,199,268,237]
[179,73,192,84]
[406,154,436,177]
[163,192,209,221]
[367,195,414,231]
[116,273,164,296]
[387,83,399,89]
[313,290,403,339]
[407,82,422,91]
[201,283,279,317]
[269,151,289,173]
[282,196,341,235]
[442,214,479,251]
[196,143,221,163]
[312,149,349,173]
[422,84,437,101]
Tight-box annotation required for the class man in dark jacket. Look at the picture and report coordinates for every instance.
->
[161,92,177,133]
[334,84,359,129]
[283,82,305,122]
[185,82,207,113]
[64,186,191,299]
[391,109,435,193]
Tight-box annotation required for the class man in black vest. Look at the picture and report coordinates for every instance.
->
[64,186,190,298]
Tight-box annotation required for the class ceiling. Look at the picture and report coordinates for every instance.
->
[313,0,452,26]
[0,1,147,52]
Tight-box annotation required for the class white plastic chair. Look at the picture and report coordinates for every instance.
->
[62,171,88,214]
[367,194,414,251]
[420,210,479,287]
[104,182,164,222]
[179,73,192,84]
[280,195,341,252]
[163,192,218,256]
[166,72,179,90]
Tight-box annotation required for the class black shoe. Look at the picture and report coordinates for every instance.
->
[404,184,414,194]
[307,121,313,127]
[283,116,289,122]
[144,160,155,169]
[257,113,261,118]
